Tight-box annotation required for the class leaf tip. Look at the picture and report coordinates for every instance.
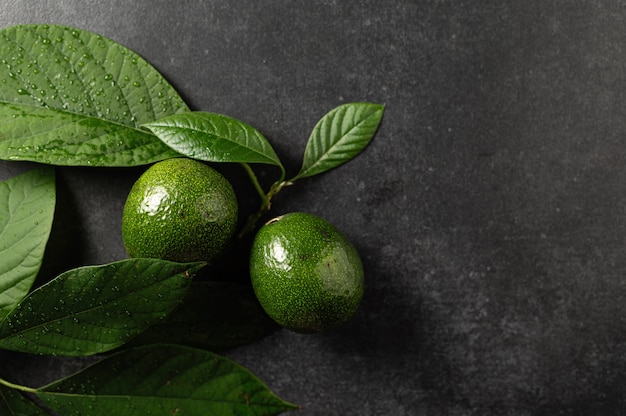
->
[185,261,207,278]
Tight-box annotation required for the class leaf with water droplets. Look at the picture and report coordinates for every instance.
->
[37,344,298,416]
[0,384,48,415]
[0,24,187,166]
[0,167,55,321]
[0,258,204,356]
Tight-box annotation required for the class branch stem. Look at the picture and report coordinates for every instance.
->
[238,167,291,239]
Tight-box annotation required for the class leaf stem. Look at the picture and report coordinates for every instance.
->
[240,163,268,203]
[0,376,37,394]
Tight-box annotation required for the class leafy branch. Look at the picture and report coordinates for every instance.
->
[142,102,385,236]
[0,23,386,415]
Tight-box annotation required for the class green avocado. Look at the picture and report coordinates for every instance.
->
[249,212,364,333]
[122,158,238,263]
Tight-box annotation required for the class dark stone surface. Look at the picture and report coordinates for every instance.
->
[1,1,626,415]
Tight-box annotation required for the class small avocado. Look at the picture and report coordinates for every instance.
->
[249,212,364,333]
[122,158,238,263]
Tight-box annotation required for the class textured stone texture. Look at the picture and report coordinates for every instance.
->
[1,1,626,415]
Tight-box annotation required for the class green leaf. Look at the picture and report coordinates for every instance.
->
[143,112,284,168]
[0,384,48,416]
[0,24,187,166]
[293,102,385,181]
[125,281,279,351]
[0,167,55,321]
[37,344,299,416]
[0,258,204,356]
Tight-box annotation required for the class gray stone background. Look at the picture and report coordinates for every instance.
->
[1,1,626,415]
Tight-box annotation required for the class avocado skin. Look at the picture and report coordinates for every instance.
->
[250,212,364,333]
[122,158,238,263]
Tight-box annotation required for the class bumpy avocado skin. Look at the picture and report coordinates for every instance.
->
[122,158,238,263]
[250,212,364,333]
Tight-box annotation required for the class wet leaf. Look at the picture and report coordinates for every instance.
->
[293,102,384,180]
[0,167,55,321]
[0,259,204,356]
[37,344,299,416]
[0,384,48,415]
[0,24,186,166]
